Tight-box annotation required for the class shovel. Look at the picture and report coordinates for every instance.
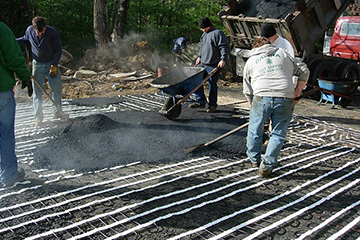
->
[184,121,249,154]
[184,85,320,154]
[31,75,74,132]
[165,66,220,119]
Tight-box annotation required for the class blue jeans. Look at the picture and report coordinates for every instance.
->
[32,60,62,119]
[194,65,220,107]
[246,96,294,172]
[0,90,18,185]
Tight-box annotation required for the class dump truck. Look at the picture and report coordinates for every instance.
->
[218,0,360,99]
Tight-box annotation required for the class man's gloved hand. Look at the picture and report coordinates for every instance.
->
[21,81,33,97]
[49,65,58,78]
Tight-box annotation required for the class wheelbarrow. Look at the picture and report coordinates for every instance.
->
[151,66,219,120]
[315,78,359,108]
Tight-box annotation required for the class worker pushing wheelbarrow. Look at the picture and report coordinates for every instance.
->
[152,17,229,120]
[150,66,219,120]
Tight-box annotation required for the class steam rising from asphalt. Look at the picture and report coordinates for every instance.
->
[92,32,182,72]
[33,107,248,173]
[91,30,199,73]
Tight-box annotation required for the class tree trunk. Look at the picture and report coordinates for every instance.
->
[93,0,111,48]
[112,0,130,43]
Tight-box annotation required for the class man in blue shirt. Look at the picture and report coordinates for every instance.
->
[191,17,229,113]
[17,16,63,126]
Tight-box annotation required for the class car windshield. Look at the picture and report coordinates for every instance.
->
[340,22,360,36]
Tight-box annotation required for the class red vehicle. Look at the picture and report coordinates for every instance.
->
[330,16,360,60]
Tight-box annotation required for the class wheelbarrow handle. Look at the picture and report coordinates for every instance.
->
[307,83,353,100]
[165,66,220,115]
[174,66,219,105]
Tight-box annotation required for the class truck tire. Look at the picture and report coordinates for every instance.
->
[308,60,336,100]
[333,60,343,70]
[336,61,360,80]
[307,59,319,69]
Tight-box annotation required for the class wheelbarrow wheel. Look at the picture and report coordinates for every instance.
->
[159,96,182,120]
[339,98,351,108]
[166,104,182,120]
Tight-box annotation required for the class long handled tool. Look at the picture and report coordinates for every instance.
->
[31,75,74,132]
[295,86,319,100]
[184,85,319,154]
[184,121,249,154]
[31,76,69,120]
[166,66,220,117]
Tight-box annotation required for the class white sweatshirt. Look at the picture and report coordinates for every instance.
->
[243,44,309,102]
[272,35,295,58]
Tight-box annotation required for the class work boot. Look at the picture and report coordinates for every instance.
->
[258,169,272,178]
[188,103,205,108]
[35,118,42,127]
[1,168,26,188]
[251,161,260,168]
[206,106,216,113]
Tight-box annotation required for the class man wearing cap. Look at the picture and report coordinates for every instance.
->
[260,23,295,58]
[191,17,229,113]
[260,23,296,143]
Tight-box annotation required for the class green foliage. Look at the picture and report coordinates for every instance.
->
[1,0,32,35]
[126,0,228,53]
[27,0,94,57]
[5,0,228,58]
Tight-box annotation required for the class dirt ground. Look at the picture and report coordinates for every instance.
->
[59,51,242,100]
[14,45,360,132]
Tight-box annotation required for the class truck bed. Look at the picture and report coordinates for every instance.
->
[220,0,353,59]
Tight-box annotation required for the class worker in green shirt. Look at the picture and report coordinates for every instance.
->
[0,22,32,188]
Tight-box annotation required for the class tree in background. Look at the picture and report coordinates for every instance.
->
[94,0,111,47]
[0,0,31,33]
[125,0,228,52]
[112,0,130,42]
[3,0,228,57]
[4,0,94,57]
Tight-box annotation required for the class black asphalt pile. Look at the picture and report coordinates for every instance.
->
[34,105,248,172]
[240,0,298,18]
